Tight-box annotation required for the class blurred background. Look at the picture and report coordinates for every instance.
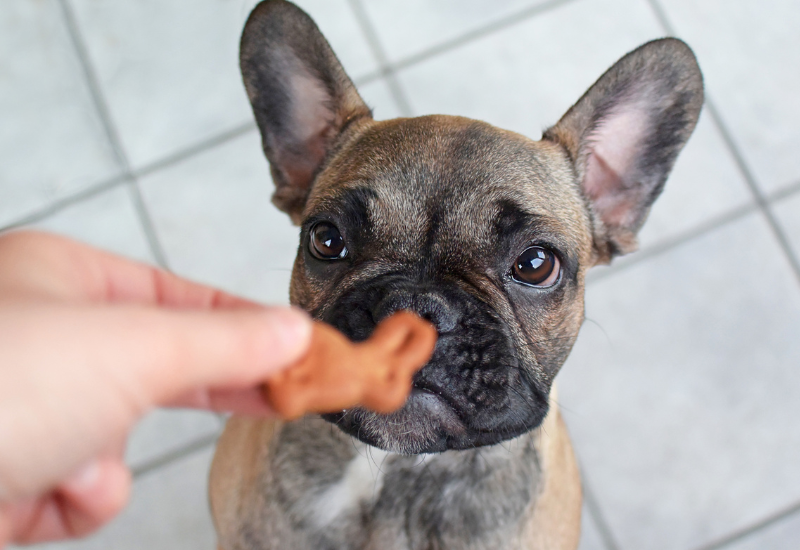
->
[3,0,799,549]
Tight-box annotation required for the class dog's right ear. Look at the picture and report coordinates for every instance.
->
[240,0,371,223]
[544,38,703,263]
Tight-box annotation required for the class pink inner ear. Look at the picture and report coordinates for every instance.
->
[290,69,335,156]
[583,106,650,228]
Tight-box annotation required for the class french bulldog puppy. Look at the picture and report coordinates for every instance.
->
[210,1,703,548]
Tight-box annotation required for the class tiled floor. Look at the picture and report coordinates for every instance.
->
[2,1,799,549]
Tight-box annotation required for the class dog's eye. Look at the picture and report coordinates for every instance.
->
[309,222,348,260]
[512,247,560,287]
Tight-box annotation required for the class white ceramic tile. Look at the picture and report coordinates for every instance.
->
[289,0,380,78]
[26,185,153,264]
[69,0,378,170]
[578,504,611,550]
[558,213,800,550]
[361,0,551,64]
[359,79,405,121]
[658,0,800,193]
[397,0,663,139]
[138,130,298,305]
[125,410,221,471]
[724,510,800,550]
[29,446,218,550]
[396,0,752,251]
[772,191,800,265]
[635,111,753,251]
[0,0,121,227]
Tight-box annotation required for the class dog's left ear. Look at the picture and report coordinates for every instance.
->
[240,0,372,223]
[544,38,703,263]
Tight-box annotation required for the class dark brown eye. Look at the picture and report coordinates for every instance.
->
[309,222,347,260]
[512,247,560,287]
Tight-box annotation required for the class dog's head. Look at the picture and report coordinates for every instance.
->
[240,0,703,453]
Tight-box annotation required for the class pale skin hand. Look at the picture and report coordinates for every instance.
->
[0,231,312,547]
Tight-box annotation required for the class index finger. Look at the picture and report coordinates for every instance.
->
[0,231,256,310]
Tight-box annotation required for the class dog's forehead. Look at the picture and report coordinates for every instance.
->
[309,115,590,253]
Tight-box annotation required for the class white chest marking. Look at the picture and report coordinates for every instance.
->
[310,446,391,528]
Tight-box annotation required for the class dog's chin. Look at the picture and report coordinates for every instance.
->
[323,389,546,454]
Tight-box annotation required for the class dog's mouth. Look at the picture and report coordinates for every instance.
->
[324,388,469,454]
[320,323,552,454]
[323,372,548,454]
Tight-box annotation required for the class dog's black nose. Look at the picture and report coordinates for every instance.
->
[372,291,459,333]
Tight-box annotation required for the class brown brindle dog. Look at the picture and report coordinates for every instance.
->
[210,2,703,548]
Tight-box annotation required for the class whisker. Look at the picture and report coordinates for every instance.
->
[584,317,613,346]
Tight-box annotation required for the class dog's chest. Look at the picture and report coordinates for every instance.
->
[248,421,542,550]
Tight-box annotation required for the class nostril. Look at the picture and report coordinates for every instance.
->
[412,293,458,334]
[372,291,459,334]
[372,294,413,325]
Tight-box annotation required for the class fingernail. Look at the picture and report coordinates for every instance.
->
[270,307,312,362]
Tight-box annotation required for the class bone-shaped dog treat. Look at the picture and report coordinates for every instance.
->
[263,311,438,420]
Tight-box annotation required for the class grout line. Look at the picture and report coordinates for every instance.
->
[0,175,128,233]
[124,181,170,267]
[56,0,126,172]
[135,120,257,179]
[356,0,584,86]
[131,431,221,479]
[0,121,258,234]
[57,0,170,269]
[13,0,582,234]
[581,471,623,550]
[27,0,796,277]
[347,0,414,117]
[767,178,800,205]
[690,500,800,550]
[353,69,383,88]
[704,100,800,281]
[646,0,800,286]
[587,201,758,285]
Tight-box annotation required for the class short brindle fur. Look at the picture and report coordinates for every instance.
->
[210,2,703,548]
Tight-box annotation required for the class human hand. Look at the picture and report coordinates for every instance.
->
[0,231,311,546]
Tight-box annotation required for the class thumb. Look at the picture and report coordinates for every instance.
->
[118,305,313,407]
[0,304,311,503]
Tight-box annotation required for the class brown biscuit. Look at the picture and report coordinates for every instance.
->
[263,311,438,420]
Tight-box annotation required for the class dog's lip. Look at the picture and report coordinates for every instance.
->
[409,384,465,422]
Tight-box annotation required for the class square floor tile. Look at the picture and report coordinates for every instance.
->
[24,185,154,264]
[397,0,663,138]
[69,0,378,170]
[635,110,753,252]
[557,213,800,550]
[772,190,800,265]
[359,79,406,121]
[658,0,800,194]
[125,410,221,472]
[27,446,218,550]
[360,0,551,64]
[396,0,752,252]
[723,509,800,550]
[289,0,380,78]
[138,130,298,304]
[579,504,610,550]
[0,0,121,227]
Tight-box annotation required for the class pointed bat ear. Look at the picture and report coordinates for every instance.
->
[240,0,372,223]
[544,38,703,262]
